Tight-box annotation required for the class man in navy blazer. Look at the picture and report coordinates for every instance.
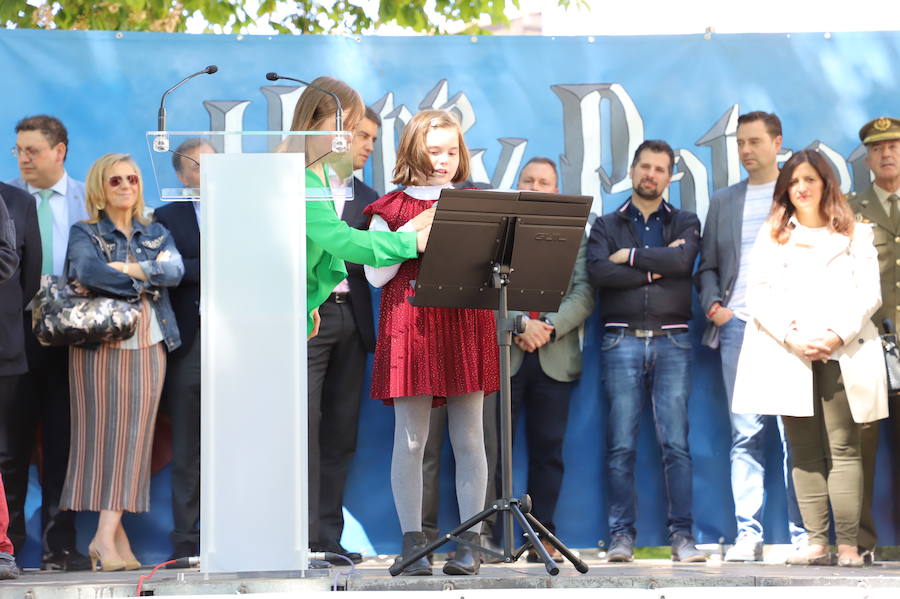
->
[0,184,40,578]
[154,138,211,561]
[696,111,806,561]
[306,107,382,563]
[3,115,89,571]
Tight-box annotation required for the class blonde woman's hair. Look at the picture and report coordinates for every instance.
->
[289,76,364,134]
[84,153,149,225]
[392,109,470,186]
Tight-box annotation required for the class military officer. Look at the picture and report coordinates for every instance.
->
[848,116,900,562]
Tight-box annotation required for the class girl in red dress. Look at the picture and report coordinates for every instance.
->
[364,110,499,576]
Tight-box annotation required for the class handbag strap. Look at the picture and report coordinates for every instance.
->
[62,222,115,282]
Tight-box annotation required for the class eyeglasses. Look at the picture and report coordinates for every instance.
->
[108,174,140,187]
[10,146,49,159]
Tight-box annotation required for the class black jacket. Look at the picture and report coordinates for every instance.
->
[1,183,41,375]
[154,200,199,357]
[586,198,700,330]
[345,178,379,352]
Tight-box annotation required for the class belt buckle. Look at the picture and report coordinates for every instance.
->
[634,329,653,338]
[333,293,348,304]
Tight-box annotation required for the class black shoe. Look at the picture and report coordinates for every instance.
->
[168,541,198,562]
[671,532,707,563]
[41,548,92,571]
[859,546,875,565]
[480,535,504,564]
[313,542,363,565]
[606,533,634,562]
[0,553,19,580]
[394,532,432,576]
[443,531,480,576]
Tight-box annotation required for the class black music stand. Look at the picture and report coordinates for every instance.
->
[387,188,591,576]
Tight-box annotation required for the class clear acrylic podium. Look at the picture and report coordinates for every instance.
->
[146,131,353,573]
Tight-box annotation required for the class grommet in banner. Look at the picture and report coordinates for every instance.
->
[237,34,245,41]
[587,36,595,43]
[704,26,714,40]
[470,36,478,43]
[824,32,832,39]
[115,32,124,39]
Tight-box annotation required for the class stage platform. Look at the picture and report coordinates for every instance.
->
[2,548,900,598]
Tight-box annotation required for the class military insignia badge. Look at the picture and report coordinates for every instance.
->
[874,117,892,131]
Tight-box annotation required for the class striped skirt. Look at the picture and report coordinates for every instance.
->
[60,342,166,512]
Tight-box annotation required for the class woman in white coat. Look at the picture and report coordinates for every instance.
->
[732,150,887,567]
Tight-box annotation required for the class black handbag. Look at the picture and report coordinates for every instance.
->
[881,318,900,399]
[28,225,141,347]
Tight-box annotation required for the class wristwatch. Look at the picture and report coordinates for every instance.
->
[540,316,557,342]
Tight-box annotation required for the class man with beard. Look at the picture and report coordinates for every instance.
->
[586,140,705,563]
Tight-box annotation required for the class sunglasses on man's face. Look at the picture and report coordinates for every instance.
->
[108,174,139,187]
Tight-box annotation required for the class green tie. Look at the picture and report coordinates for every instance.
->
[37,189,54,275]
[890,194,900,232]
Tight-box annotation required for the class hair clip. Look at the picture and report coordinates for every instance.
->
[429,117,441,128]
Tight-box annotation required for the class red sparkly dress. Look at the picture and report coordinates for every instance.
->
[364,188,499,406]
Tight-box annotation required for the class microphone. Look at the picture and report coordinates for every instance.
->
[153,65,218,152]
[265,72,349,153]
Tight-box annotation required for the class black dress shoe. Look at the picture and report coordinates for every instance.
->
[443,531,480,575]
[313,542,363,565]
[168,541,198,561]
[41,548,92,571]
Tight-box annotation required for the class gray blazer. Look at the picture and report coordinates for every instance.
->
[510,235,595,382]
[6,174,88,230]
[695,179,749,348]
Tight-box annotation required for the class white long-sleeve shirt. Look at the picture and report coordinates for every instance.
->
[364,184,450,288]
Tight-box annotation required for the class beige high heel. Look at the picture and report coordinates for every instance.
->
[88,542,126,572]
[124,557,142,571]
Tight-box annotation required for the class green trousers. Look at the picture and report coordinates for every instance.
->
[782,361,862,547]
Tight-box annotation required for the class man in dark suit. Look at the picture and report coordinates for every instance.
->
[5,116,89,570]
[154,138,213,561]
[0,184,40,578]
[307,106,382,563]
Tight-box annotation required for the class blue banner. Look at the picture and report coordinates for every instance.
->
[1,29,898,567]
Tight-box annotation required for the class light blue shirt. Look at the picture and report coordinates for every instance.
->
[6,171,87,276]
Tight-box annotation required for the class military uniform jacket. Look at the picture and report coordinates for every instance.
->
[850,185,900,328]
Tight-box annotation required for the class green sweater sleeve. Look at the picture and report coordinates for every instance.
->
[306,201,418,266]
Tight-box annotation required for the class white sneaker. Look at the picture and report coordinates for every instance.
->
[724,537,763,562]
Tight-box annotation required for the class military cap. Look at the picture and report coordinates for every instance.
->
[859,116,900,145]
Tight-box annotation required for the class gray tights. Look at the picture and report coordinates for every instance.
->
[391,392,487,534]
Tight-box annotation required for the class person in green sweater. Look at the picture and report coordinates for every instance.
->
[291,76,433,338]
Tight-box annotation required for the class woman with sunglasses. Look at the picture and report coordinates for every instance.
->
[59,153,184,571]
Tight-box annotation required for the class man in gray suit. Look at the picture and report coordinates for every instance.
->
[696,111,806,561]
[505,157,595,562]
[3,115,90,571]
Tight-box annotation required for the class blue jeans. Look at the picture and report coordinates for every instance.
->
[601,329,694,539]
[719,316,807,545]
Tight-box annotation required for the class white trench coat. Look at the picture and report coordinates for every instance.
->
[732,219,887,424]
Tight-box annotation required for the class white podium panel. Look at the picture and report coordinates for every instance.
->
[200,152,309,573]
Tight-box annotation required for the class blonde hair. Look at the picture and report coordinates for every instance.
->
[289,76,364,134]
[84,153,149,225]
[393,110,470,186]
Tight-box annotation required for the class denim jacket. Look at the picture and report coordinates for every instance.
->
[65,215,184,351]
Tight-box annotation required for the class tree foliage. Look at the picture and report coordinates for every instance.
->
[0,0,559,34]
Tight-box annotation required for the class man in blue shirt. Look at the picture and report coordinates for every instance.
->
[587,140,705,563]
[3,115,89,571]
